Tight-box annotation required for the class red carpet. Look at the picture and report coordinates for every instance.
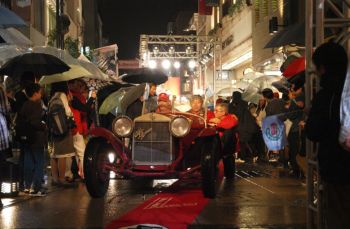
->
[106,161,223,229]
[106,189,209,229]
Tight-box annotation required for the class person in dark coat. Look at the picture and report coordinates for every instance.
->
[18,83,47,196]
[228,91,258,163]
[262,88,286,118]
[305,42,350,228]
[286,87,305,176]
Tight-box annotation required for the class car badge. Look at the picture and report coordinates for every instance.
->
[134,127,152,140]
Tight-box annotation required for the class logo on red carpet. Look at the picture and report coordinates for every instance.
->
[144,197,198,209]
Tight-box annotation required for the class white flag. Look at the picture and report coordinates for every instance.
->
[262,115,287,151]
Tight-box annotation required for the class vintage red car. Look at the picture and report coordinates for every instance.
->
[83,86,235,199]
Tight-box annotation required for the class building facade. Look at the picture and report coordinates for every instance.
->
[1,0,84,49]
[82,0,103,50]
[252,0,304,73]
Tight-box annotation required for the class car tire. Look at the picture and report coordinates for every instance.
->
[223,154,235,179]
[201,135,221,198]
[84,137,110,198]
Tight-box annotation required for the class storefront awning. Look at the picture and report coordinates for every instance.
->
[264,23,305,48]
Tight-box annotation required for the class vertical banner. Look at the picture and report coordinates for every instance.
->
[198,0,212,15]
[262,115,287,151]
[92,44,119,78]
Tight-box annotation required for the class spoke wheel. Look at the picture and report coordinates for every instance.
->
[84,138,111,198]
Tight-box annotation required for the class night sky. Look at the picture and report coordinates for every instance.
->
[98,0,198,59]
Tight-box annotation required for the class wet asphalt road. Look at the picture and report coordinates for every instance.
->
[0,163,307,229]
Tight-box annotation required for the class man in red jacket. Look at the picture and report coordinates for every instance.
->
[209,103,238,132]
[209,103,239,178]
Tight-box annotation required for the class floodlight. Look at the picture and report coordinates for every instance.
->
[149,60,157,69]
[162,59,171,69]
[153,46,159,55]
[188,60,196,69]
[169,46,175,55]
[174,61,181,69]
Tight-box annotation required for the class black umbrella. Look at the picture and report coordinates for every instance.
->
[0,6,27,28]
[0,53,70,80]
[121,68,168,85]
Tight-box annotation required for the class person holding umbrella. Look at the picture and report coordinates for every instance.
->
[143,83,158,113]
[17,83,47,196]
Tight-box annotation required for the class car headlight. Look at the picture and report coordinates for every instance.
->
[170,116,191,137]
[112,116,133,137]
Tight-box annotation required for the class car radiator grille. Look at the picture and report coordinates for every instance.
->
[132,121,172,165]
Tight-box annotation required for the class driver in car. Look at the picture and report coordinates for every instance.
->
[187,95,214,127]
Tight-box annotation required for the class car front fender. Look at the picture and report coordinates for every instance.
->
[89,127,130,163]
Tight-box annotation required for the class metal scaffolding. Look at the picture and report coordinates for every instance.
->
[305,1,350,228]
[139,34,222,93]
[139,35,220,60]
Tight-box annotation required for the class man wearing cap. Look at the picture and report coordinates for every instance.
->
[156,93,172,113]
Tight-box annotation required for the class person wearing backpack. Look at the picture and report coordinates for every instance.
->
[48,82,75,187]
[18,83,47,196]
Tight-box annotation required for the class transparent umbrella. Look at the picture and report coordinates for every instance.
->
[241,71,264,82]
[34,46,110,81]
[99,84,146,115]
[78,59,109,81]
[38,64,92,85]
[32,46,78,65]
[242,75,282,104]
[0,44,25,65]
[217,81,250,97]
[0,28,32,46]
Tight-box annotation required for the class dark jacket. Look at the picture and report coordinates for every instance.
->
[14,90,27,114]
[286,93,305,133]
[306,73,350,184]
[19,100,47,149]
[265,98,286,118]
[228,92,258,141]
